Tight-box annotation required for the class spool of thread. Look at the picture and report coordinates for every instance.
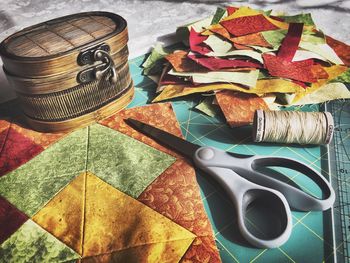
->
[252,110,334,145]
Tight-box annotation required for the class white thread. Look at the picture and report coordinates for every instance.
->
[253,110,334,145]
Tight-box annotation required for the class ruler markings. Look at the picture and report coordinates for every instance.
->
[326,99,350,263]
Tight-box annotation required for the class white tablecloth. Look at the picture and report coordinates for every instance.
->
[0,0,349,102]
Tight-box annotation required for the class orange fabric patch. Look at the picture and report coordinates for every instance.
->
[231,32,272,47]
[138,159,221,263]
[233,43,254,50]
[210,25,232,40]
[165,51,207,72]
[216,90,270,127]
[311,64,329,79]
[208,26,255,50]
[99,103,182,158]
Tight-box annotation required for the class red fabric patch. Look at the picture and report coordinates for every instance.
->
[326,35,349,66]
[0,127,44,177]
[0,196,28,244]
[187,53,262,71]
[277,23,303,61]
[263,54,316,83]
[227,6,238,16]
[0,124,9,154]
[220,14,278,36]
[269,15,285,22]
[189,28,211,55]
[160,73,190,85]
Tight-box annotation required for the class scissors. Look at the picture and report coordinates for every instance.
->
[126,118,335,249]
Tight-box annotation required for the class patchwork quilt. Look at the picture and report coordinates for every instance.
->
[0,101,220,262]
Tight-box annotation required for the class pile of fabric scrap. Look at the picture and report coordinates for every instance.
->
[142,6,350,127]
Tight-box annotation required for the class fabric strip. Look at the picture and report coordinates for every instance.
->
[277,23,304,61]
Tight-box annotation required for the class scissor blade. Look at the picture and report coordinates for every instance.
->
[126,118,201,159]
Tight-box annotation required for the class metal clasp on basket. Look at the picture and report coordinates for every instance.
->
[77,44,117,84]
[92,50,118,84]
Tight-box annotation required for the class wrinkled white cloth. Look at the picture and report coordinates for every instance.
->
[0,0,349,102]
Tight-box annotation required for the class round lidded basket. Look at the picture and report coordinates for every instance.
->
[0,11,134,132]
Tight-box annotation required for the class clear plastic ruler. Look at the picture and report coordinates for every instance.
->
[324,99,350,263]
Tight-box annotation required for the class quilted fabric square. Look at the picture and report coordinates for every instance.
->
[0,101,221,262]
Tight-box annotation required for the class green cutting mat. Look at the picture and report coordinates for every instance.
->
[128,54,335,263]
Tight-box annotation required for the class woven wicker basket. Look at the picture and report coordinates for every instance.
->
[0,12,134,132]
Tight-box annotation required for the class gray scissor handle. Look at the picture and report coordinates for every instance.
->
[248,156,335,211]
[196,159,292,248]
[193,146,335,248]
[194,147,335,211]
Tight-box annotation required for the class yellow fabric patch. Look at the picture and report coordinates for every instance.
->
[81,240,192,263]
[32,172,85,255]
[153,79,303,102]
[222,6,289,30]
[292,65,348,103]
[33,172,196,261]
[223,6,261,20]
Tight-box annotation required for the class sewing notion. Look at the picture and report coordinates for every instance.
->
[253,110,334,145]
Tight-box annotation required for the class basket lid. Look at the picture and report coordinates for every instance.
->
[0,12,126,60]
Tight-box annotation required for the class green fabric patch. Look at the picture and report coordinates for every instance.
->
[142,43,169,75]
[0,220,79,262]
[276,93,296,105]
[0,123,175,215]
[280,13,315,26]
[249,45,277,53]
[262,29,325,49]
[0,129,88,216]
[330,68,350,83]
[195,97,220,117]
[261,29,287,49]
[258,69,274,79]
[263,9,272,16]
[204,34,232,54]
[211,7,226,24]
[87,124,176,198]
[176,16,213,46]
[301,30,325,45]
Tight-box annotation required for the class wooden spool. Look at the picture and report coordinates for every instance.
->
[0,12,134,132]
